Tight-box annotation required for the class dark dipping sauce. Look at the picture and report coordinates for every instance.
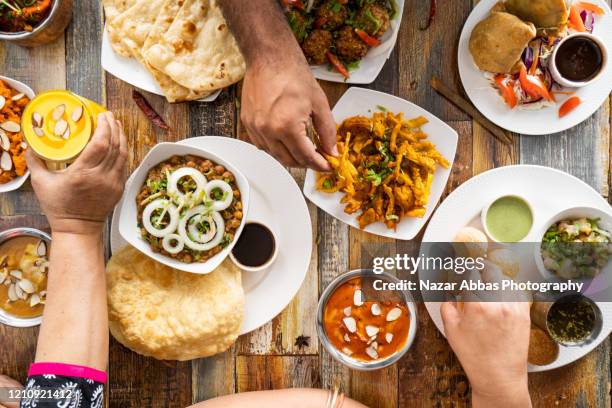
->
[231,223,275,267]
[555,36,603,82]
[547,294,597,345]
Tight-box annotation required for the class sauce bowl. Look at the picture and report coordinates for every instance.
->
[549,33,608,88]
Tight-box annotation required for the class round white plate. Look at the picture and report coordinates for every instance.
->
[421,164,612,372]
[309,0,405,84]
[101,28,221,102]
[110,136,313,335]
[304,87,458,240]
[458,0,612,135]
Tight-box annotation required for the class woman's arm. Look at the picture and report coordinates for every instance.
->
[26,112,127,370]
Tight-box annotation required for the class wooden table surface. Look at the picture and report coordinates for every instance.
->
[1,1,611,407]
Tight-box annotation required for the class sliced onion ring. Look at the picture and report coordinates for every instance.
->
[188,214,217,243]
[178,206,226,251]
[162,234,184,254]
[204,179,234,211]
[143,199,179,238]
[168,167,207,204]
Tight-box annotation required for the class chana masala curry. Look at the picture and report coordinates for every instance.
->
[0,80,28,184]
[324,277,410,362]
[0,236,49,319]
[0,0,52,33]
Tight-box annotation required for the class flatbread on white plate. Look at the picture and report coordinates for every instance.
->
[143,0,245,93]
[102,0,139,56]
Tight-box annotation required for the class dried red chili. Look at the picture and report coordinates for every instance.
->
[132,90,170,130]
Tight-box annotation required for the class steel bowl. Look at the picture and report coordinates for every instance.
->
[316,269,418,371]
[0,227,50,328]
[0,0,73,47]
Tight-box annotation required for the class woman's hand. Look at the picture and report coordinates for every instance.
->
[441,300,532,408]
[25,112,128,235]
[0,374,22,408]
[240,51,337,171]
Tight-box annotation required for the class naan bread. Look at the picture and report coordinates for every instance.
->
[107,245,244,361]
[143,0,246,93]
[504,0,569,35]
[469,12,536,74]
[102,0,139,56]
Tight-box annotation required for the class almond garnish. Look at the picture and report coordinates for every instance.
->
[0,131,10,151]
[385,333,394,344]
[0,121,20,133]
[0,151,12,171]
[32,112,43,128]
[52,104,66,121]
[71,105,84,122]
[371,303,381,316]
[11,93,24,101]
[343,306,352,317]
[54,119,68,137]
[0,96,5,110]
[365,325,379,337]
[343,317,357,333]
[33,127,44,137]
[353,289,364,306]
[386,307,402,322]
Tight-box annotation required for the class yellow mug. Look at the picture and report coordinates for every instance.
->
[22,90,106,169]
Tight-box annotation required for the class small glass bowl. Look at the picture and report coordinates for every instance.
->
[316,269,418,371]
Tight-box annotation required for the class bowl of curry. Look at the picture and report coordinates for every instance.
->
[0,0,73,47]
[316,269,417,370]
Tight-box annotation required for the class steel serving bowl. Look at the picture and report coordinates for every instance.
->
[316,269,418,371]
[0,227,50,328]
[0,0,73,47]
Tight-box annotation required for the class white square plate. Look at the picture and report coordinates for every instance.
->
[101,28,221,102]
[304,87,458,240]
[310,0,405,84]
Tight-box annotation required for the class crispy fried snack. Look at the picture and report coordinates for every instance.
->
[316,111,449,230]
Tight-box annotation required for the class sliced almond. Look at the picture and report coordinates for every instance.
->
[19,141,27,149]
[54,119,68,137]
[30,294,41,307]
[62,126,71,140]
[4,279,11,286]
[39,290,47,297]
[11,93,24,101]
[371,303,381,316]
[52,104,66,121]
[385,333,394,344]
[0,256,6,267]
[386,307,402,322]
[18,278,35,294]
[371,341,378,349]
[353,289,364,306]
[365,346,379,359]
[33,127,44,137]
[0,121,20,133]
[343,333,351,343]
[0,131,9,151]
[342,347,353,356]
[9,270,22,279]
[342,317,357,333]
[37,241,47,257]
[71,105,84,122]
[32,112,43,128]
[15,283,25,299]
[8,284,18,301]
[0,269,7,284]
[0,151,12,171]
[365,325,379,337]
[0,96,5,110]
[343,306,352,317]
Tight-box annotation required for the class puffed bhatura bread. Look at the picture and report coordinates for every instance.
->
[143,0,246,93]
[504,0,569,35]
[107,245,244,361]
[469,12,536,74]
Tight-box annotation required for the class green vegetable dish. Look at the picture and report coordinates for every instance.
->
[136,155,243,264]
[541,217,612,279]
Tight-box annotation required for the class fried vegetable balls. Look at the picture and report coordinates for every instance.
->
[316,0,348,31]
[302,29,333,65]
[287,10,310,43]
[355,3,391,37]
[335,26,368,62]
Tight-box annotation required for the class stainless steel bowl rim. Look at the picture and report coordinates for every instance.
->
[316,269,418,371]
[0,0,63,39]
[0,227,51,328]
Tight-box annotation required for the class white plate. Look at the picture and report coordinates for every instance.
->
[304,87,458,240]
[111,136,312,334]
[117,142,250,275]
[421,165,612,372]
[310,0,405,84]
[0,75,33,193]
[101,28,221,102]
[458,0,612,135]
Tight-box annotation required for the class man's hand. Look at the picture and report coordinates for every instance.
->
[241,55,337,171]
[25,112,127,235]
[441,301,532,408]
[0,375,21,408]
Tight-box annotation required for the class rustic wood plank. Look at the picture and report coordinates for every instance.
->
[236,355,320,391]
[191,349,236,404]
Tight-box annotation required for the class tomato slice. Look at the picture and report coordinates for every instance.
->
[519,65,554,102]
[494,75,518,109]
[354,29,381,47]
[326,52,350,79]
[568,5,587,32]
[559,96,582,118]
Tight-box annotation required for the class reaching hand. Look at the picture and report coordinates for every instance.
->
[240,54,338,171]
[26,112,128,235]
[441,300,532,408]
